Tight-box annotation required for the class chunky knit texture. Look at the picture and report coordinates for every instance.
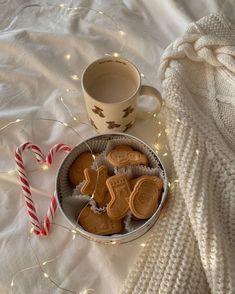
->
[121,14,235,294]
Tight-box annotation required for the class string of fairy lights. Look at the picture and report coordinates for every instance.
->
[0,114,181,293]
[0,3,186,293]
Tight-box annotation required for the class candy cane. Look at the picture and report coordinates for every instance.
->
[15,142,71,236]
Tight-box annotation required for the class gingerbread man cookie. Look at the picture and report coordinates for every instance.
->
[80,165,109,206]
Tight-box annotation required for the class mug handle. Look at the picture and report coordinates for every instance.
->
[137,85,162,119]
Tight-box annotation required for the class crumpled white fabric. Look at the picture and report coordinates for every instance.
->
[0,1,234,293]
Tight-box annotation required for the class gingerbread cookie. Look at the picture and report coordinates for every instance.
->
[106,174,132,220]
[129,177,161,219]
[99,190,111,208]
[69,152,94,186]
[107,150,148,167]
[130,176,163,190]
[113,145,133,151]
[80,165,108,206]
[79,206,122,235]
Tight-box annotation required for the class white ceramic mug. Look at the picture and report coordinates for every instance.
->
[81,57,162,133]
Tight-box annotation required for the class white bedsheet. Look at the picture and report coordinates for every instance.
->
[0,1,234,293]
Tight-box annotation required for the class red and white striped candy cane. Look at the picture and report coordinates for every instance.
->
[15,142,71,236]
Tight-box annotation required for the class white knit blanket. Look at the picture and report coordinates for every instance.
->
[122,14,235,294]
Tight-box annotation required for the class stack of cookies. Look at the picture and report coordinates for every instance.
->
[69,144,163,236]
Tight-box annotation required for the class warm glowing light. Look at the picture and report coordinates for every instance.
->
[165,128,169,135]
[158,131,162,138]
[41,164,49,171]
[111,241,117,245]
[163,153,168,157]
[30,227,34,234]
[42,261,48,265]
[153,113,157,118]
[72,234,76,240]
[154,143,160,150]
[59,4,65,8]
[176,118,181,123]
[196,149,199,155]
[11,281,14,287]
[15,119,22,123]
[66,88,70,92]
[71,74,79,80]
[7,170,15,175]
[71,229,76,234]
[63,122,68,127]
[113,52,120,57]
[92,154,96,160]
[140,243,146,247]
[99,11,103,14]
[158,121,161,125]
[43,272,49,278]
[119,30,125,36]
[65,53,71,60]
[73,117,77,121]
[140,73,145,78]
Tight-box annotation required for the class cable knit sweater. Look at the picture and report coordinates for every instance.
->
[122,14,235,294]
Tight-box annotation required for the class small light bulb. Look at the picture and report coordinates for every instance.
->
[63,122,68,127]
[30,227,34,234]
[158,132,162,138]
[92,154,96,160]
[119,30,125,36]
[72,234,76,240]
[113,52,120,57]
[140,73,145,77]
[15,119,22,123]
[71,74,79,80]
[7,170,15,175]
[43,272,49,278]
[59,4,65,8]
[41,164,49,171]
[11,281,14,287]
[140,243,146,247]
[163,153,168,157]
[71,229,77,234]
[73,117,77,121]
[65,53,71,60]
[154,143,160,150]
[99,11,103,14]
[111,241,117,245]
[42,261,48,265]
[168,182,171,188]
[158,121,161,125]
[153,113,157,118]
[176,118,181,123]
[196,149,199,155]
